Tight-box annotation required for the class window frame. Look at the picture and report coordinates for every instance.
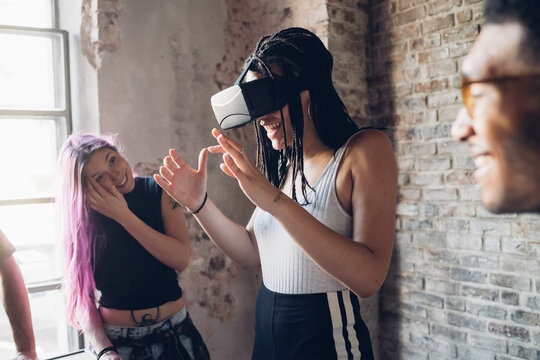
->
[0,0,84,353]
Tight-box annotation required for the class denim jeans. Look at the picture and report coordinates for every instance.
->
[98,307,199,360]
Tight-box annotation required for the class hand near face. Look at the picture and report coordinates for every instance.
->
[86,178,130,223]
[208,128,281,213]
[154,148,208,212]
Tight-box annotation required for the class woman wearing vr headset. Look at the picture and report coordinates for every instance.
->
[57,133,210,360]
[156,27,397,360]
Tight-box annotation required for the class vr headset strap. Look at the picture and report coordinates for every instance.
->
[235,57,254,85]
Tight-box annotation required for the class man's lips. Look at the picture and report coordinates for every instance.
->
[473,154,491,168]
[471,151,495,181]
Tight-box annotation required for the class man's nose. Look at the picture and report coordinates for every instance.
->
[451,107,475,141]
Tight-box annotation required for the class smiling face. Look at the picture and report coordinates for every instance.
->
[245,70,294,151]
[245,68,313,151]
[82,148,135,194]
[452,22,540,213]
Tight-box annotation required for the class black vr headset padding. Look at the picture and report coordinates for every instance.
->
[241,77,287,119]
[211,66,308,130]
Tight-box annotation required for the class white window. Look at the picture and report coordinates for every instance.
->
[0,0,80,357]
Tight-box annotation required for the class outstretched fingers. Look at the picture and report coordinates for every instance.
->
[158,165,174,183]
[169,148,187,168]
[206,144,224,154]
[198,148,208,176]
[163,156,178,173]
[212,128,243,153]
[217,134,244,161]
[222,153,244,180]
[219,162,235,178]
[154,173,171,193]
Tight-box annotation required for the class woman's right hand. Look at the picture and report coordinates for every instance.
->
[154,148,208,212]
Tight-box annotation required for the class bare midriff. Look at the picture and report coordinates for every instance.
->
[99,297,185,327]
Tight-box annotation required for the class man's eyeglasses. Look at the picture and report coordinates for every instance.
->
[461,73,540,117]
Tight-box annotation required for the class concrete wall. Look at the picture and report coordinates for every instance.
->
[90,1,256,358]
[369,1,540,359]
[87,0,380,357]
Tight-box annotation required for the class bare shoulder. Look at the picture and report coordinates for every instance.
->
[344,129,395,170]
[335,129,396,212]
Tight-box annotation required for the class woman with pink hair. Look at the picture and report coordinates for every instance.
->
[57,133,209,360]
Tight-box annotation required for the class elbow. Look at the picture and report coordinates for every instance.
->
[175,262,189,273]
[175,246,191,273]
[352,278,385,299]
[354,287,378,299]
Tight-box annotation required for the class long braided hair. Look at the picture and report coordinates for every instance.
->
[247,27,359,202]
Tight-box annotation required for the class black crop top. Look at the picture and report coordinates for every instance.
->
[93,177,182,310]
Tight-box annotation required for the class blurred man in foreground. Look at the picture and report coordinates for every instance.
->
[452,0,540,213]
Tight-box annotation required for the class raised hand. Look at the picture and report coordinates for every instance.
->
[86,178,130,223]
[154,148,208,212]
[208,128,281,213]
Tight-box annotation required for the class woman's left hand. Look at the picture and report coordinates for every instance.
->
[86,178,131,223]
[208,128,281,213]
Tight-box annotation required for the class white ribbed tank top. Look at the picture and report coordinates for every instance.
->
[252,137,355,294]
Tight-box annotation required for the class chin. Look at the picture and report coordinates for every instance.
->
[271,141,285,151]
[482,201,506,214]
[482,191,539,214]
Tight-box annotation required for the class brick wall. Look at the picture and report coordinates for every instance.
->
[326,0,383,355]
[328,0,370,124]
[367,0,540,358]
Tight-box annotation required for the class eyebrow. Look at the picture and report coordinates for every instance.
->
[89,151,113,178]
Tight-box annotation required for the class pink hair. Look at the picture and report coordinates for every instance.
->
[57,133,118,330]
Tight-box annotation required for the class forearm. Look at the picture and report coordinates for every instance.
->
[1,257,37,358]
[193,198,260,269]
[83,307,115,353]
[270,196,389,297]
[117,212,190,271]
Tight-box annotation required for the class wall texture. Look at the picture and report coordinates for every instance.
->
[92,1,258,358]
[369,1,540,359]
[85,0,376,359]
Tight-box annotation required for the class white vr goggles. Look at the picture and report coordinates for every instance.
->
[210,59,307,130]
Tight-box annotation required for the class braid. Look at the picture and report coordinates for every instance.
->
[246,27,359,202]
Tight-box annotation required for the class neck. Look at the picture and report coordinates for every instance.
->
[303,141,332,163]
[301,115,332,159]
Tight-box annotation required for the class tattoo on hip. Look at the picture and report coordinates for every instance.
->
[130,306,160,326]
